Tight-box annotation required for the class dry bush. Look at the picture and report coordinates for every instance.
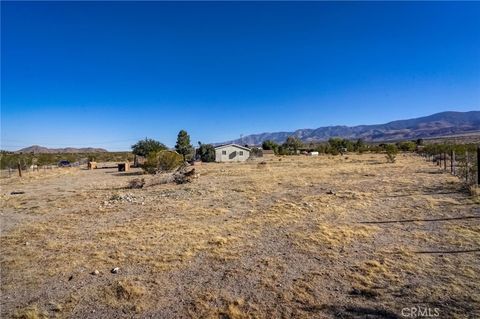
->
[468,185,480,197]
[99,280,149,313]
[256,161,269,170]
[173,166,197,184]
[144,150,183,173]
[14,305,48,319]
[127,178,145,189]
[115,280,146,301]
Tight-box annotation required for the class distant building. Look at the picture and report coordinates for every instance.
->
[308,151,319,156]
[214,144,251,162]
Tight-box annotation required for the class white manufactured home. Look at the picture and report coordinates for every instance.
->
[214,144,251,162]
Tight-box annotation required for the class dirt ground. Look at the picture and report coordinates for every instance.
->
[1,154,479,319]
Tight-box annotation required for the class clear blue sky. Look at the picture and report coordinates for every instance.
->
[1,2,479,151]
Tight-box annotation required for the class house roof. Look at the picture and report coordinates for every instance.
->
[214,144,251,151]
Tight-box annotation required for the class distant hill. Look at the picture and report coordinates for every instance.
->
[223,111,480,145]
[15,145,108,154]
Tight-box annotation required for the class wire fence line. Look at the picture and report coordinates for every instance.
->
[420,144,479,187]
[0,164,68,179]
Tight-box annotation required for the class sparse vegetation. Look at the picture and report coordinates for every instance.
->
[249,147,263,158]
[397,141,417,152]
[283,136,303,154]
[131,138,167,157]
[144,150,183,173]
[196,142,216,162]
[1,153,479,318]
[385,144,398,163]
[262,140,279,154]
[0,151,133,170]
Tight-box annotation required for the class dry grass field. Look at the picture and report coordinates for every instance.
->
[1,154,479,318]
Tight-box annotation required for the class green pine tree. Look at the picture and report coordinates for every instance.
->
[175,130,194,161]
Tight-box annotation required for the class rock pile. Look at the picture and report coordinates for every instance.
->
[102,193,145,207]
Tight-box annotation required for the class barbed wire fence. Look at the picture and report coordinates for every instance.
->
[420,144,479,189]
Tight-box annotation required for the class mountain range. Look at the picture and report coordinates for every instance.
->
[223,111,480,145]
[12,111,480,152]
[15,145,108,154]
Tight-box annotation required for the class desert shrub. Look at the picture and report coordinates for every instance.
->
[354,138,369,153]
[196,143,216,162]
[328,146,340,156]
[14,305,48,319]
[144,150,183,173]
[283,136,303,154]
[131,138,167,157]
[277,145,293,155]
[397,141,417,152]
[250,147,263,158]
[385,144,398,163]
[262,140,279,153]
[328,138,353,154]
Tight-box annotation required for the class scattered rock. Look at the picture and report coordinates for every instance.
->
[10,191,25,195]
[111,267,120,274]
[68,275,74,281]
[326,190,336,195]
[91,270,100,275]
[103,193,144,207]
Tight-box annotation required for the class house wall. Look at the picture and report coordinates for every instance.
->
[215,146,250,162]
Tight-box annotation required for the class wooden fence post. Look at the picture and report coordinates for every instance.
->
[465,151,469,184]
[443,152,447,170]
[477,146,479,186]
[451,150,455,175]
[17,162,22,177]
